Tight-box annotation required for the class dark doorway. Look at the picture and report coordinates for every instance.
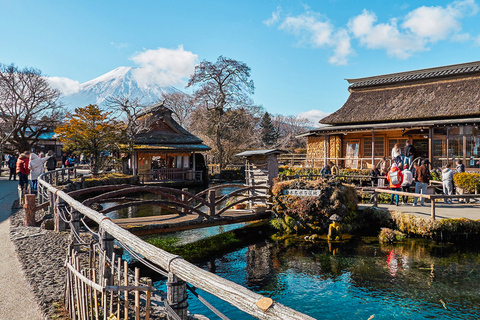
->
[413,139,428,158]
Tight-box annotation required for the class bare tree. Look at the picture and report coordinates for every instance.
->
[105,94,146,156]
[160,92,195,129]
[0,64,64,153]
[272,114,310,150]
[187,56,255,169]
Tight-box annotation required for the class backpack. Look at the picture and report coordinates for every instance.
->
[389,170,400,185]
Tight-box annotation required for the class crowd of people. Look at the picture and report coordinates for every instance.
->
[379,139,466,206]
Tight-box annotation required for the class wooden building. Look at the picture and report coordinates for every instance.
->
[300,61,480,171]
[131,102,210,182]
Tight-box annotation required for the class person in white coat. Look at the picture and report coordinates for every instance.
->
[401,164,414,204]
[29,152,51,191]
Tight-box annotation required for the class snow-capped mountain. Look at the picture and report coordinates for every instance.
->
[61,66,183,110]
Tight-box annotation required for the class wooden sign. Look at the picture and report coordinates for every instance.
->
[283,189,321,196]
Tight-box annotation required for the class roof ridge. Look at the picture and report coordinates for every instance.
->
[346,60,480,88]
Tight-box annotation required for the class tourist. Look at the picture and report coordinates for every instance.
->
[29,152,52,192]
[370,167,380,186]
[320,164,331,176]
[413,159,429,207]
[442,164,454,204]
[61,152,68,168]
[7,153,17,180]
[391,143,402,164]
[401,164,413,205]
[455,159,465,173]
[16,151,31,193]
[45,150,57,171]
[387,163,403,206]
[379,156,389,176]
[328,161,339,175]
[403,140,416,167]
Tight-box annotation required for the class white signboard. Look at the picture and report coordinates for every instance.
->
[283,189,321,197]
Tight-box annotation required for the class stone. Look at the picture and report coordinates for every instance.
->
[41,219,55,230]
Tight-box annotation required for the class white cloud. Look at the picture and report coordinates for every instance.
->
[46,76,81,95]
[263,7,281,26]
[297,109,331,127]
[278,11,354,65]
[269,0,479,64]
[130,45,198,89]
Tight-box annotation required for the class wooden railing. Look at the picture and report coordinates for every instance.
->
[139,168,203,183]
[371,188,480,220]
[37,169,314,320]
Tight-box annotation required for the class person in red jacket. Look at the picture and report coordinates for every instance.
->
[16,151,31,191]
[387,163,404,206]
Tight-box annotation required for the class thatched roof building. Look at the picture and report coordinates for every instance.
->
[300,61,480,171]
[131,102,210,183]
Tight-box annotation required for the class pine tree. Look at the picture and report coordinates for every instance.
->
[260,112,278,148]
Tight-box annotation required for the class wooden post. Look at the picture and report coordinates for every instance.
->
[71,209,81,250]
[24,194,36,227]
[167,272,188,320]
[181,188,188,214]
[323,135,328,168]
[373,190,378,208]
[100,228,114,263]
[429,127,434,167]
[55,195,67,232]
[135,268,140,320]
[431,197,436,220]
[463,134,467,168]
[371,131,375,169]
[49,190,55,216]
[208,190,216,217]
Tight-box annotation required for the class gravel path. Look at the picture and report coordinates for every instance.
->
[10,207,69,319]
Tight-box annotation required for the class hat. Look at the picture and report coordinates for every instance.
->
[392,163,398,168]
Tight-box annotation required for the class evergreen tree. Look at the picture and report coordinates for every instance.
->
[260,112,278,148]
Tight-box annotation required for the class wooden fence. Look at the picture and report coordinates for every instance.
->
[37,169,315,320]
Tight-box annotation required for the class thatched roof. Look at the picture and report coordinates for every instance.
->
[321,61,480,125]
[134,102,210,151]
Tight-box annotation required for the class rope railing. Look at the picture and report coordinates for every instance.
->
[37,168,315,320]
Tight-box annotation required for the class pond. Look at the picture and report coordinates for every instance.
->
[152,233,480,319]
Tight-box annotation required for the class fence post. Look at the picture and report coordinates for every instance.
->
[373,190,378,208]
[71,209,81,246]
[55,196,67,232]
[49,190,55,216]
[208,190,216,216]
[181,188,189,214]
[431,197,436,220]
[24,194,37,227]
[167,272,188,320]
[100,227,114,261]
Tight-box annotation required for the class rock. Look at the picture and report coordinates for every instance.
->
[41,219,55,230]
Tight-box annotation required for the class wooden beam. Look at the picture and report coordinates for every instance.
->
[324,135,328,168]
[371,131,375,169]
[428,127,434,167]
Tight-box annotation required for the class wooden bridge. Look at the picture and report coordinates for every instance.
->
[36,169,314,320]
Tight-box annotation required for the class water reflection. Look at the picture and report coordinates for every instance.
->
[184,237,480,320]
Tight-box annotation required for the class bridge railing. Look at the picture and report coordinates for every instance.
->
[37,169,315,320]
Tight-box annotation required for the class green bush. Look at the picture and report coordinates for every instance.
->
[379,228,406,243]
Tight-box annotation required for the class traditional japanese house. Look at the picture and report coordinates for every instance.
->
[131,102,210,182]
[299,61,480,171]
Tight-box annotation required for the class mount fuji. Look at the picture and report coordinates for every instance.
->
[61,66,183,110]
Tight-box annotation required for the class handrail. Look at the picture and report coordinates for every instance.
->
[38,169,315,320]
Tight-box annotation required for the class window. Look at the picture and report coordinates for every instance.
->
[364,137,384,158]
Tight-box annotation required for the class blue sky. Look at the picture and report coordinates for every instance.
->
[2,0,480,124]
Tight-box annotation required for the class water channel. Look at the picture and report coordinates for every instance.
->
[105,188,480,319]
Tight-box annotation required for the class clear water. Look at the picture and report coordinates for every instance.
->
[153,236,480,320]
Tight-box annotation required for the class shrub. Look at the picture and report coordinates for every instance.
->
[453,172,480,193]
[379,228,406,243]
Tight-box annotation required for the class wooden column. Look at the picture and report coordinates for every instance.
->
[24,194,36,227]
[71,209,81,248]
[371,131,375,169]
[181,188,188,214]
[167,272,188,320]
[463,134,467,167]
[431,198,436,220]
[208,190,216,216]
[323,135,328,168]
[100,228,114,260]
[428,127,434,167]
[48,190,55,216]
[446,127,450,164]
[55,195,67,232]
